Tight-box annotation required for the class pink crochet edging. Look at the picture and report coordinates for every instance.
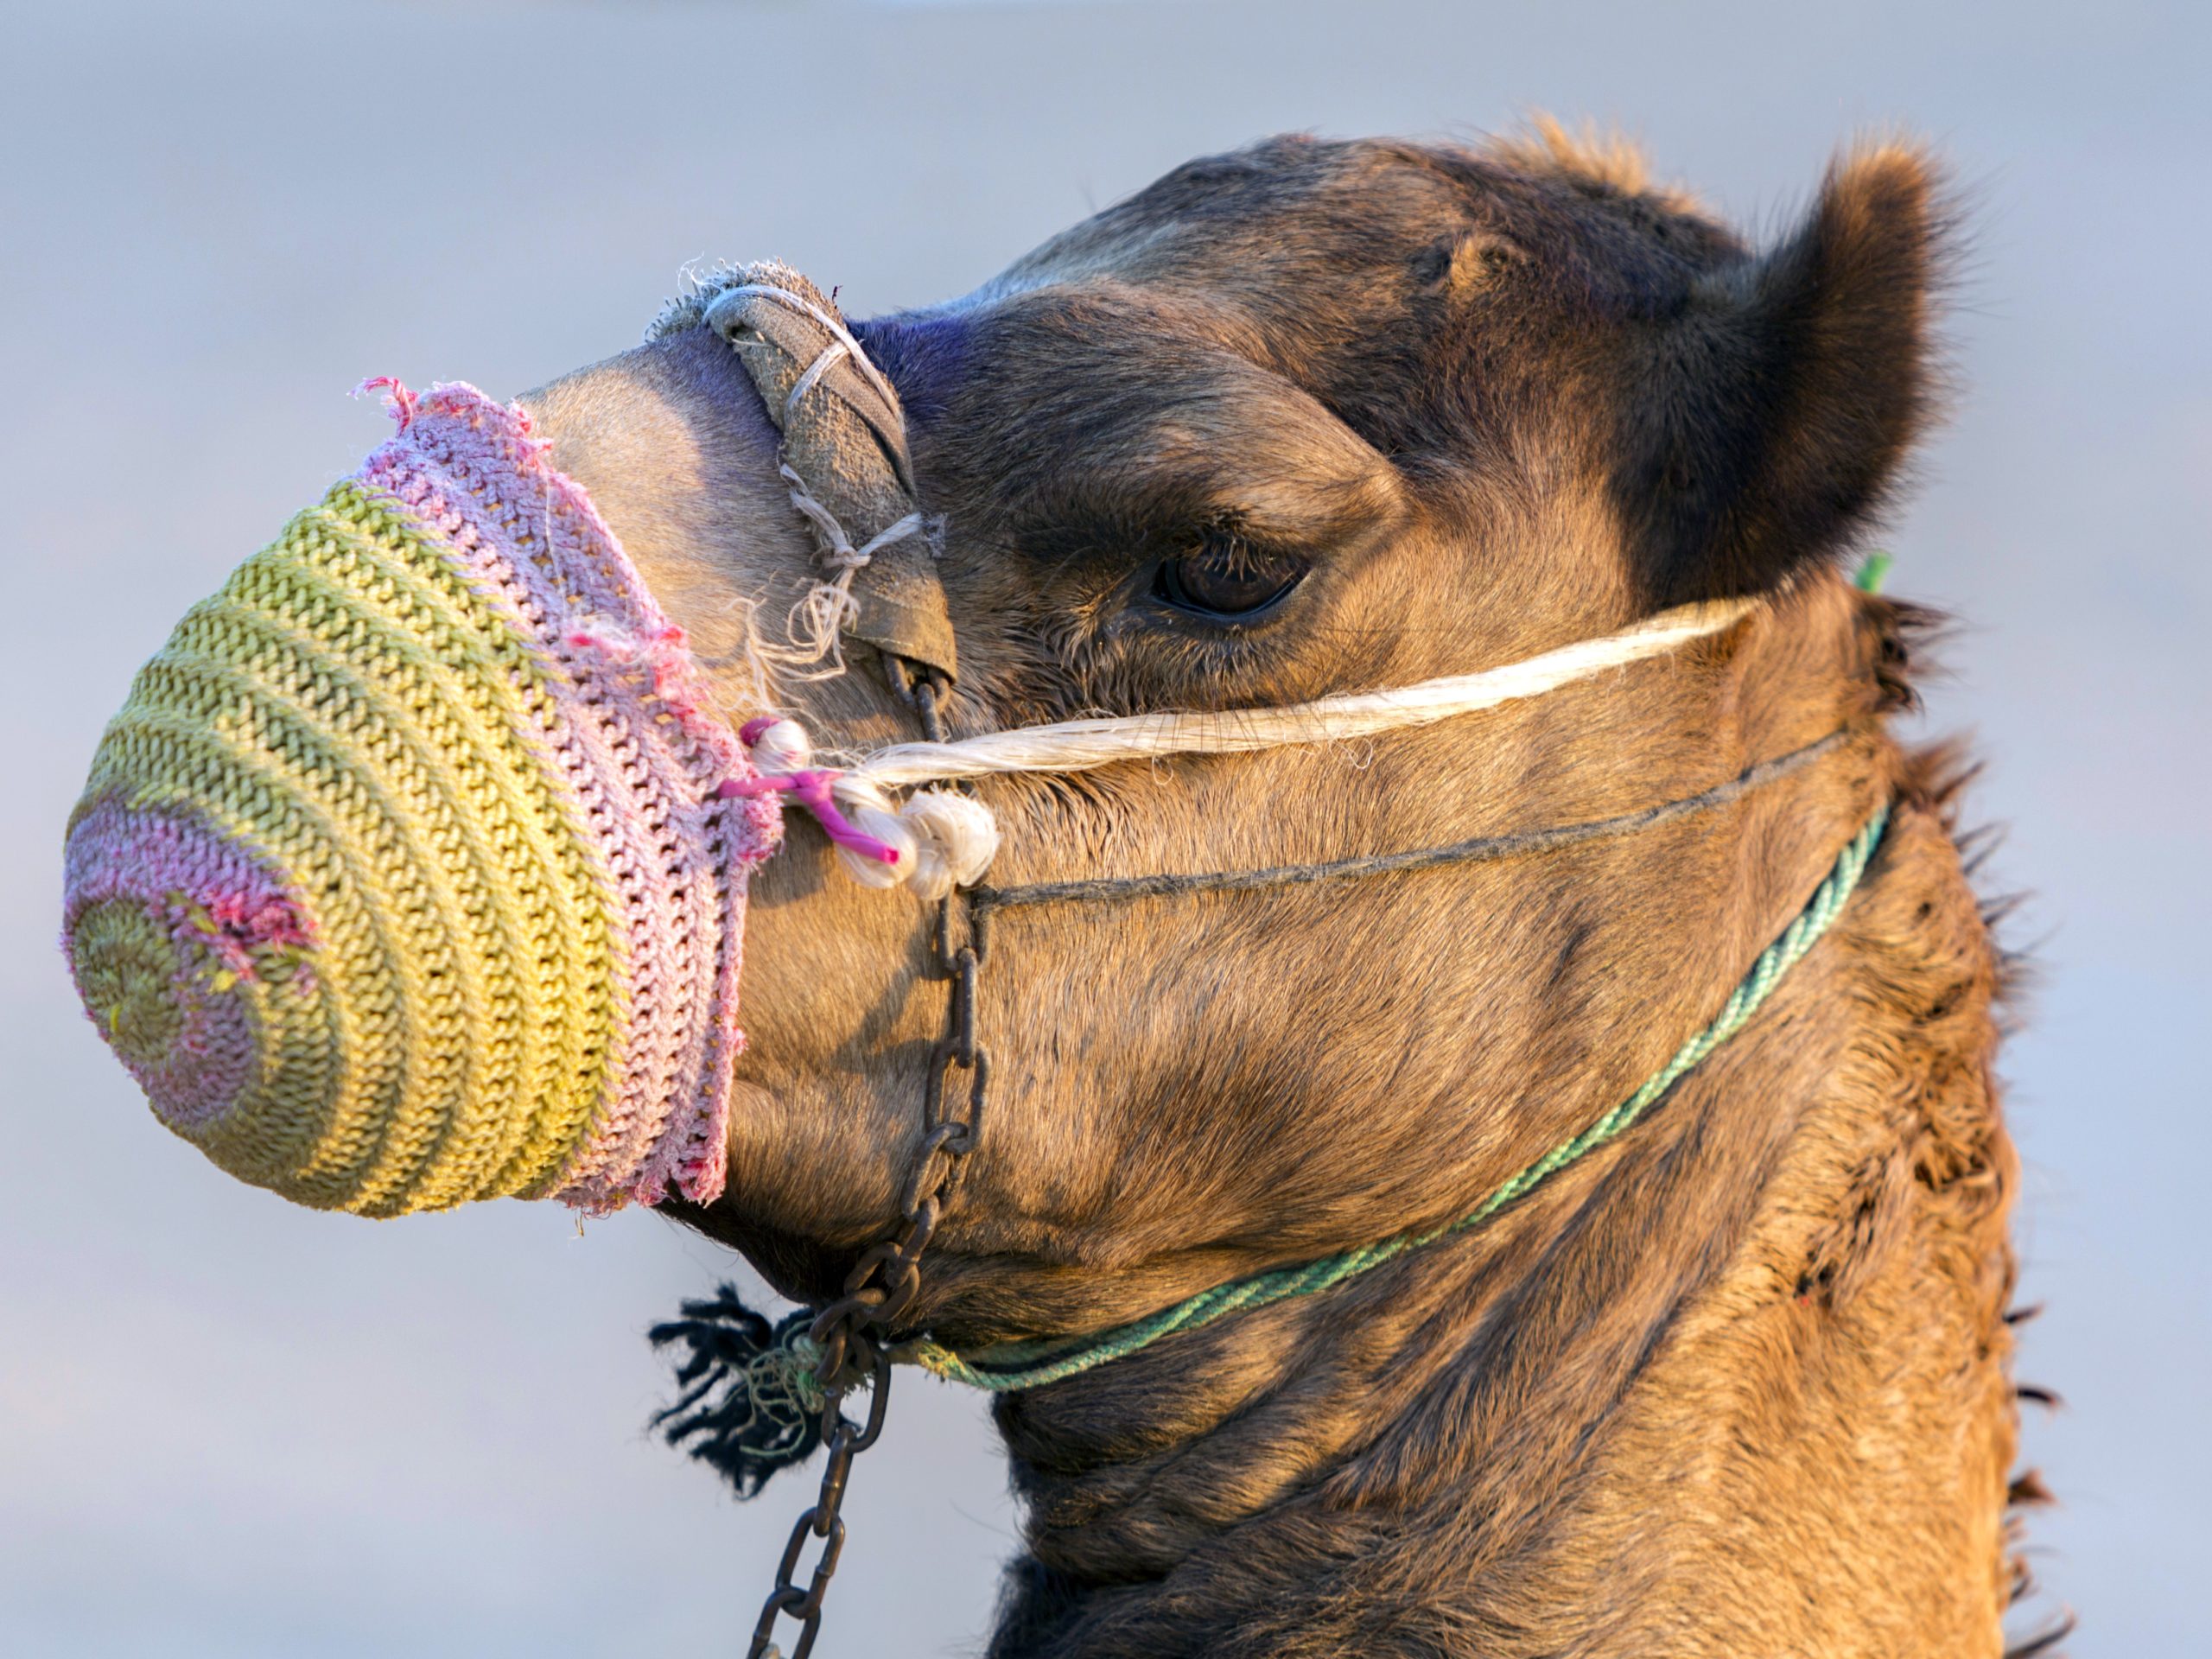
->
[356,378,780,1211]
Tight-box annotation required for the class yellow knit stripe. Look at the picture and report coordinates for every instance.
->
[85,711,384,1204]
[171,597,544,1205]
[82,484,625,1213]
[145,634,493,1209]
[301,485,624,1205]
[180,490,613,1206]
[101,499,573,1209]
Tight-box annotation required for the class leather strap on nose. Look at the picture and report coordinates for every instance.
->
[703,263,959,684]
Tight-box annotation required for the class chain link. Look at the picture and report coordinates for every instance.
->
[746,671,988,1659]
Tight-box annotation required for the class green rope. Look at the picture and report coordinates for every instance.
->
[902,804,1890,1393]
[1853,550,1895,594]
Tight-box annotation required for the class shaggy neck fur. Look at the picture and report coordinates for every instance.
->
[976,609,2021,1659]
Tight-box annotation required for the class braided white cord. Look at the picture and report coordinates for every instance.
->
[747,599,1758,898]
[855,599,1756,791]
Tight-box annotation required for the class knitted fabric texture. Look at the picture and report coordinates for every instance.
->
[61,380,780,1217]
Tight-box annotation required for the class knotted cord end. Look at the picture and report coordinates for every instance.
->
[648,1287,828,1498]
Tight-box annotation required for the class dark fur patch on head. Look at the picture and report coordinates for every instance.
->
[852,309,974,425]
[861,129,1951,698]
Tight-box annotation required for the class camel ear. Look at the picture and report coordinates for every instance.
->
[1629,144,1948,600]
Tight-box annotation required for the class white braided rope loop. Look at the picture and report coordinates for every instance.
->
[745,598,1756,898]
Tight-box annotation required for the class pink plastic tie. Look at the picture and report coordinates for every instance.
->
[715,769,901,867]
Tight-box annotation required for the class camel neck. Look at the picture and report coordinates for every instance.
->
[983,1036,1802,1656]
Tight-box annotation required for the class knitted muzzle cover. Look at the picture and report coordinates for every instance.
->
[61,381,780,1217]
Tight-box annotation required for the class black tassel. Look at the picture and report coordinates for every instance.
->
[648,1285,826,1497]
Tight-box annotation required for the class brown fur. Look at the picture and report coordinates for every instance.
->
[523,127,2032,1657]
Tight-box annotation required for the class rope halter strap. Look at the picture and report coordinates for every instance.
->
[728,596,1758,899]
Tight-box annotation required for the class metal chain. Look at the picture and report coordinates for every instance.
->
[745,671,988,1659]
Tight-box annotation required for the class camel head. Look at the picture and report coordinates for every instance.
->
[70,129,2027,1656]
[525,128,1944,1311]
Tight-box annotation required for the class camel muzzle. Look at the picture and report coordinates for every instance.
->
[60,380,782,1217]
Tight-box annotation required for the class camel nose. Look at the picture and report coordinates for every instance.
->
[60,380,779,1217]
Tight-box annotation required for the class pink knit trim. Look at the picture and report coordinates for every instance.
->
[356,379,779,1211]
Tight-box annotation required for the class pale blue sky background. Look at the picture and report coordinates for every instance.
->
[3,1,2204,1653]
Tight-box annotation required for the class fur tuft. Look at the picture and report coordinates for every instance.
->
[1486,113,1706,218]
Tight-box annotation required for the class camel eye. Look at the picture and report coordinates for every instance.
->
[1154,537,1306,620]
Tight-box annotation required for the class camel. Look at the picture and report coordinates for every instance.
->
[73,124,2044,1656]
[505,126,2044,1656]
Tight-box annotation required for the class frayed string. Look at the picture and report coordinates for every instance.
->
[353,374,418,431]
[774,460,926,666]
[564,620,707,719]
[649,1287,830,1499]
